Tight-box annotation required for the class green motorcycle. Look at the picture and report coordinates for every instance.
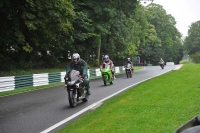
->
[100,62,114,86]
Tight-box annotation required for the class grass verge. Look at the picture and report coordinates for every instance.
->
[57,64,200,133]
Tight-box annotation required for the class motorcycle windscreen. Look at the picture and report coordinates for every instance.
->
[68,70,80,84]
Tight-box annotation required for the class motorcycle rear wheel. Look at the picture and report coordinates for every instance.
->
[110,80,113,84]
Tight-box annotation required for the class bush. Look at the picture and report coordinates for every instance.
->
[179,58,194,64]
[190,52,200,63]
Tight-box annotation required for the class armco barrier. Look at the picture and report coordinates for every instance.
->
[0,76,15,92]
[166,62,175,65]
[15,75,33,89]
[0,66,124,92]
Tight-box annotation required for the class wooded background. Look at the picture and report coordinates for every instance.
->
[1,0,199,71]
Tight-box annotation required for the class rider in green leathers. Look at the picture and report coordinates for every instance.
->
[66,53,91,95]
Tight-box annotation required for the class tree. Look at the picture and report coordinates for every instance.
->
[184,20,200,63]
[0,0,75,70]
[145,3,183,64]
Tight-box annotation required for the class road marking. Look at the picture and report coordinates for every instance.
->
[40,67,174,133]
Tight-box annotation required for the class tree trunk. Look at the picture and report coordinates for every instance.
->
[96,34,101,66]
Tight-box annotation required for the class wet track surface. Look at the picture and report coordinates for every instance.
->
[0,65,176,133]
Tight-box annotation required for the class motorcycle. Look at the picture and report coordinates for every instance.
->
[100,62,114,86]
[159,62,164,69]
[64,70,89,108]
[125,63,133,78]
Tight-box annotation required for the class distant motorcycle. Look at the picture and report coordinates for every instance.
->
[64,70,89,108]
[125,63,133,78]
[100,62,114,86]
[159,62,164,69]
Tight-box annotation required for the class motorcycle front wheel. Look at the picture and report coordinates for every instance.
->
[129,71,132,78]
[162,65,164,69]
[68,90,77,108]
[126,70,129,78]
[103,75,107,86]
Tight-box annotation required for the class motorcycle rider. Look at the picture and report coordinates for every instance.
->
[66,53,91,95]
[124,58,134,74]
[159,58,165,68]
[101,55,116,79]
[159,58,164,64]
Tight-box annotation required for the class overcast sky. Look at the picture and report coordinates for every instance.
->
[145,0,200,37]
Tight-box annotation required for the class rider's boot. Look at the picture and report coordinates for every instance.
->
[86,86,91,95]
[112,71,116,79]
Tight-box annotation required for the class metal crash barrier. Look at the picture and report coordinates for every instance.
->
[0,66,125,92]
[175,114,200,133]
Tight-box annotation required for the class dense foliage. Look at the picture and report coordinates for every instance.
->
[0,0,184,71]
[183,20,200,63]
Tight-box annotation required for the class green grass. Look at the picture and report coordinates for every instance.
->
[0,67,144,96]
[0,68,66,77]
[57,64,200,133]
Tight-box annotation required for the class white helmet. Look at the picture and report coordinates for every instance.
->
[72,53,80,64]
[127,58,131,60]
[104,55,109,62]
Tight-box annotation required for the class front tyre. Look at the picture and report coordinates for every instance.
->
[103,75,107,86]
[68,90,77,108]
[126,70,130,78]
[129,71,132,78]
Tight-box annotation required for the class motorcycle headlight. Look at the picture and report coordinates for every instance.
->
[67,80,76,86]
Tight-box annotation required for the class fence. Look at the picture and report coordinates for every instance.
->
[0,66,125,92]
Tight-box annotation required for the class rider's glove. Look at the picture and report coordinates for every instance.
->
[82,74,86,78]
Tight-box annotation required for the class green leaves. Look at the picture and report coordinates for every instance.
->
[141,3,183,64]
[0,0,184,70]
[184,20,200,63]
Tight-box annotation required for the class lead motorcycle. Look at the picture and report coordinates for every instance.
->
[64,70,89,108]
[100,62,114,86]
[125,63,133,78]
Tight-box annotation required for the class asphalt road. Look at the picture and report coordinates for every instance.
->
[0,65,176,133]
